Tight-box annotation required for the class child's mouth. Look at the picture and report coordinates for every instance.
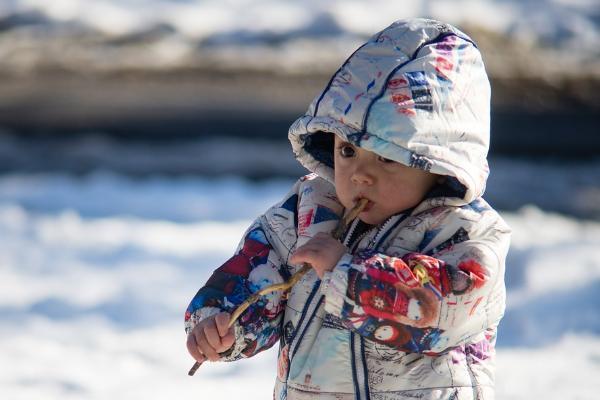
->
[355,197,374,212]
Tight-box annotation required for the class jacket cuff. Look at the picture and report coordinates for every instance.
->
[185,307,247,362]
[185,306,221,335]
[321,253,353,317]
[219,322,247,361]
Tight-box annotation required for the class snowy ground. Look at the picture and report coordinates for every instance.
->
[0,0,597,77]
[0,174,600,400]
[0,172,599,399]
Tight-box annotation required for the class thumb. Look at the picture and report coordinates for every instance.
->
[215,312,232,337]
[290,246,311,265]
[220,331,235,350]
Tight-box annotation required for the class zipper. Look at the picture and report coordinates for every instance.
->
[285,213,384,386]
[343,217,361,247]
[350,211,413,400]
[367,215,396,249]
[349,217,395,400]
[350,230,371,253]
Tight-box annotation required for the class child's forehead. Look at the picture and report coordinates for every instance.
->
[334,135,351,145]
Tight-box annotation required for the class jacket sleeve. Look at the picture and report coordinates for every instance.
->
[184,218,288,361]
[320,213,511,354]
[185,174,343,361]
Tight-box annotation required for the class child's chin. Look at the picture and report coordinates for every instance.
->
[359,213,387,226]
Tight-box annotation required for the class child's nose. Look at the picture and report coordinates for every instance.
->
[350,166,374,186]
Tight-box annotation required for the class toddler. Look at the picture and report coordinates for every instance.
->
[185,18,511,400]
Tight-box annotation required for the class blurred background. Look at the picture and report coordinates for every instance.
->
[0,1,598,399]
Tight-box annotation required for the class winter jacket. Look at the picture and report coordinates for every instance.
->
[185,18,511,400]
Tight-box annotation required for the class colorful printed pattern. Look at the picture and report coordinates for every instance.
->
[185,175,344,362]
[185,174,509,398]
[185,226,285,359]
[186,16,510,399]
[337,250,488,353]
[387,71,434,116]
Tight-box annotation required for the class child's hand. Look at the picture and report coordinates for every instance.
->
[290,232,347,279]
[186,311,235,363]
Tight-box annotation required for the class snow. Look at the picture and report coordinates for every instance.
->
[0,172,599,399]
[0,0,597,74]
[5,0,596,45]
[496,334,600,400]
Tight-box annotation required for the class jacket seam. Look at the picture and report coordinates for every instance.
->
[259,214,294,267]
[313,30,386,117]
[465,344,482,400]
[285,383,494,395]
[350,333,362,400]
[290,295,325,361]
[474,238,505,329]
[361,32,475,132]
[368,384,494,394]
[360,337,371,399]
[288,283,320,351]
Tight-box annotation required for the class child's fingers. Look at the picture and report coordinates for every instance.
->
[290,243,314,260]
[196,331,220,361]
[220,331,235,350]
[214,312,231,337]
[186,333,206,364]
[290,246,319,265]
[203,322,224,352]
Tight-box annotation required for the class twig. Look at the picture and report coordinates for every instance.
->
[188,198,367,376]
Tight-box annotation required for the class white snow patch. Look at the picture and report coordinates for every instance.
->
[0,173,598,399]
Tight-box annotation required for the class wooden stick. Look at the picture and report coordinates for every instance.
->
[188,198,368,376]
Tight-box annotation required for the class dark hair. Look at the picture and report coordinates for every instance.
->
[303,131,335,169]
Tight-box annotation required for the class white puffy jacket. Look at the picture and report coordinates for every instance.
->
[186,18,511,400]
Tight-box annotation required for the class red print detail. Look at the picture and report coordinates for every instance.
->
[387,77,408,89]
[458,259,487,289]
[435,56,454,80]
[392,93,411,104]
[298,209,314,236]
[220,238,270,277]
[361,288,392,314]
[469,296,484,316]
[360,287,409,319]
[300,173,317,182]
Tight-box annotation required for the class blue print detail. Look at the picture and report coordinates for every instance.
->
[405,71,428,86]
[281,194,299,212]
[418,228,442,252]
[313,206,340,224]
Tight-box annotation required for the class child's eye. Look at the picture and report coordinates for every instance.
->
[339,145,355,158]
[378,155,395,163]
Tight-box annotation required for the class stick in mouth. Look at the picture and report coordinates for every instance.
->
[187,197,369,376]
[331,198,369,240]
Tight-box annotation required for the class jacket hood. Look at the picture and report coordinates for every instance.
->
[289,18,491,205]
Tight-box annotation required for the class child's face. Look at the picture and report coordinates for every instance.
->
[334,136,439,225]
